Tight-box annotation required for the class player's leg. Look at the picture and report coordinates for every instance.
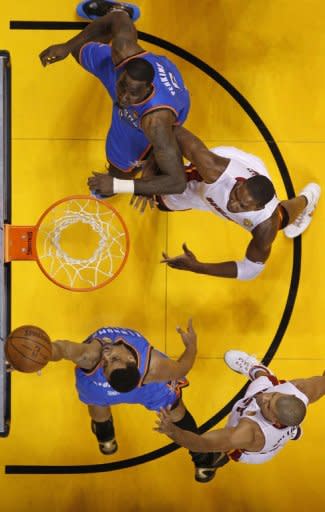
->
[280,183,321,238]
[88,404,118,454]
[77,1,141,21]
[224,350,282,396]
[170,399,230,483]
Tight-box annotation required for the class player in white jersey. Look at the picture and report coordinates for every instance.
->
[155,350,325,478]
[141,126,320,281]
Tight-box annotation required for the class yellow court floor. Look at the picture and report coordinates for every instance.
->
[1,1,324,511]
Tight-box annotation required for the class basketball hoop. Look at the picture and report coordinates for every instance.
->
[4,195,130,291]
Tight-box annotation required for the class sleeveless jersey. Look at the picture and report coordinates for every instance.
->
[227,378,309,464]
[114,51,190,129]
[162,146,280,232]
[80,44,190,130]
[75,326,188,410]
[80,43,190,170]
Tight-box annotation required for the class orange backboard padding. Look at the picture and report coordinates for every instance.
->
[4,225,37,262]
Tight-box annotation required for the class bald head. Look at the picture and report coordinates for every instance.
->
[275,395,306,426]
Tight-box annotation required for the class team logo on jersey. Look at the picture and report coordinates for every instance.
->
[206,196,233,221]
[118,107,140,128]
[243,218,254,228]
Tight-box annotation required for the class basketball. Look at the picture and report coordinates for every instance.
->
[5,325,52,373]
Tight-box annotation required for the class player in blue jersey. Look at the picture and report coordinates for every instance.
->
[50,320,223,483]
[39,1,190,198]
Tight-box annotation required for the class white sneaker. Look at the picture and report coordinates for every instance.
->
[284,183,321,238]
[224,350,264,376]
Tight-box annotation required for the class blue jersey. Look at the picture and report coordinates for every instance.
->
[75,327,188,410]
[80,43,190,171]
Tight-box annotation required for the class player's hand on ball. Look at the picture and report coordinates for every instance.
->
[160,243,198,271]
[154,407,176,436]
[87,172,114,196]
[39,44,71,66]
[176,318,197,350]
[130,194,157,213]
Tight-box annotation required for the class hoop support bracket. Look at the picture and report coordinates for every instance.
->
[4,225,37,262]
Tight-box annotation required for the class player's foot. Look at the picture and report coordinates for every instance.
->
[77,1,141,21]
[195,466,217,483]
[194,453,229,483]
[224,350,268,377]
[98,438,118,455]
[284,183,321,238]
[91,420,118,455]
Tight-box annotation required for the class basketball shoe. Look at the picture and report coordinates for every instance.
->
[91,420,118,454]
[224,350,270,377]
[77,1,141,21]
[194,452,229,483]
[284,183,321,238]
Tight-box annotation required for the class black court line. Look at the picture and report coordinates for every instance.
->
[6,21,301,474]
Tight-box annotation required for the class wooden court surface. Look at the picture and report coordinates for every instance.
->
[1,1,324,510]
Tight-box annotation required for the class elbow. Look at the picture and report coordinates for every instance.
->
[172,175,187,194]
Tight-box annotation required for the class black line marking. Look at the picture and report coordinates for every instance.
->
[6,21,300,474]
[10,21,89,30]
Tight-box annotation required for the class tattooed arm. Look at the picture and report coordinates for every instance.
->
[134,110,187,196]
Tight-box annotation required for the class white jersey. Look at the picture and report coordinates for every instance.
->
[227,376,309,464]
[161,146,280,232]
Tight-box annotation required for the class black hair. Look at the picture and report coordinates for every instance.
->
[108,363,141,393]
[246,175,275,206]
[124,58,155,84]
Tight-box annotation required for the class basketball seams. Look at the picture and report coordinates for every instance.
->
[5,342,47,369]
[6,335,52,354]
[5,325,52,372]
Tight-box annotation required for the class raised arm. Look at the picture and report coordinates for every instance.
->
[50,339,101,369]
[161,213,279,280]
[173,126,226,182]
[146,319,197,383]
[291,373,325,404]
[133,111,187,196]
[39,11,142,67]
[155,409,257,452]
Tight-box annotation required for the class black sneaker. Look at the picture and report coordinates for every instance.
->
[195,466,218,483]
[77,1,140,21]
[91,419,118,455]
[194,452,229,483]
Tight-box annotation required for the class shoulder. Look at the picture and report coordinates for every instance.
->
[231,418,265,451]
[79,42,112,70]
[144,349,167,382]
[252,208,280,244]
[141,108,177,128]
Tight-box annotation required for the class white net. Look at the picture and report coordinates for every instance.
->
[36,196,129,290]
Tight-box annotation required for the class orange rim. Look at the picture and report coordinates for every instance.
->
[33,195,130,292]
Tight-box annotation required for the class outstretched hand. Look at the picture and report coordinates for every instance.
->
[87,172,114,196]
[176,318,197,349]
[161,243,198,271]
[130,194,157,213]
[39,44,71,67]
[154,407,176,436]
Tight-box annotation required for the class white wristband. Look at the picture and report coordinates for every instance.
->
[113,178,135,194]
